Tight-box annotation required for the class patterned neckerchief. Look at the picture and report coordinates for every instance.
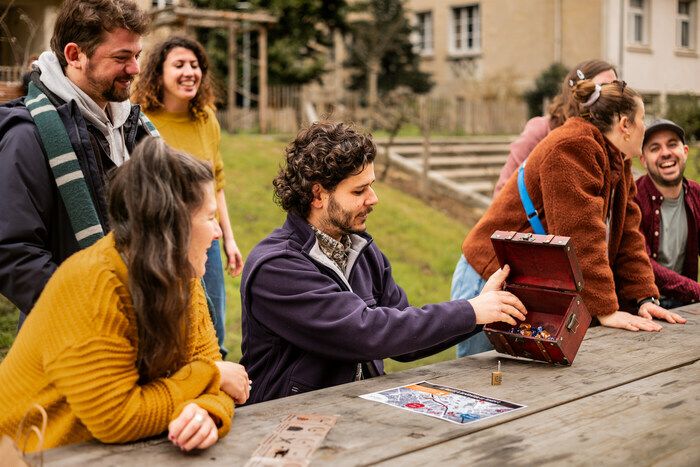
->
[310,224,352,272]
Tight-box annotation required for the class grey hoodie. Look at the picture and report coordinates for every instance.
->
[36,51,131,166]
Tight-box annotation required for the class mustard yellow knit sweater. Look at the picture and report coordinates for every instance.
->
[145,107,226,192]
[0,234,234,451]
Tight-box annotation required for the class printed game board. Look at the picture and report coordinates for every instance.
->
[360,381,525,425]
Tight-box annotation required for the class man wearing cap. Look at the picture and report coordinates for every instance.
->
[635,119,700,308]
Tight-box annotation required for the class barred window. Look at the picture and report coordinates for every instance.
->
[450,5,480,55]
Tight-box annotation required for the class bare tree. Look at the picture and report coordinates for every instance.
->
[347,0,407,109]
[0,0,38,68]
[371,86,415,181]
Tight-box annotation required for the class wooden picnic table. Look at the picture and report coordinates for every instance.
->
[44,304,700,466]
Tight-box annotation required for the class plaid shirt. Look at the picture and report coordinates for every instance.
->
[309,225,352,273]
[635,175,700,304]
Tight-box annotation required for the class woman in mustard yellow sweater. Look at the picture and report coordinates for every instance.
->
[133,37,243,357]
[0,138,250,452]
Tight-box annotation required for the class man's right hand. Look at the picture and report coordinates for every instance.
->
[468,265,527,326]
[214,361,251,404]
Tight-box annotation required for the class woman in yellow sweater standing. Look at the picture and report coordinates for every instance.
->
[133,37,243,357]
[0,138,250,451]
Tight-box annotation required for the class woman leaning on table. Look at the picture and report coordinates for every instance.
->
[133,36,243,357]
[453,74,686,357]
[0,138,250,452]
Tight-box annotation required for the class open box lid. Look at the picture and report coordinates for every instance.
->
[490,231,584,292]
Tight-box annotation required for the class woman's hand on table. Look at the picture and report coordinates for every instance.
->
[168,402,218,451]
[638,302,687,324]
[599,310,663,331]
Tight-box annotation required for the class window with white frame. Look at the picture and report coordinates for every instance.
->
[152,0,175,8]
[413,11,433,55]
[627,0,650,45]
[450,5,480,55]
[677,0,697,49]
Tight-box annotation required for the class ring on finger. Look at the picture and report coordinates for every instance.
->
[193,413,205,424]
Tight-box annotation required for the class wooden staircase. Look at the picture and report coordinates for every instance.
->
[375,136,514,208]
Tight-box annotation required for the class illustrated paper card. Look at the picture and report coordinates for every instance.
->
[360,381,525,425]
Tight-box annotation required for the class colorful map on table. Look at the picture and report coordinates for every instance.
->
[360,381,525,425]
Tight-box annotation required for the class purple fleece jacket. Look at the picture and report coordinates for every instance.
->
[240,213,478,404]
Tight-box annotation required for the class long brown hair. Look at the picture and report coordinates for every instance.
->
[132,36,215,122]
[108,137,214,382]
[571,79,641,135]
[548,59,617,129]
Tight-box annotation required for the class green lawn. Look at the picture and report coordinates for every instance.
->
[0,133,470,372]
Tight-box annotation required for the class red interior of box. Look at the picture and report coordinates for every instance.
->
[491,236,578,292]
[486,285,573,336]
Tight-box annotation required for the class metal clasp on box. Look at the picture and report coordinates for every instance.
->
[566,313,579,333]
[520,233,536,242]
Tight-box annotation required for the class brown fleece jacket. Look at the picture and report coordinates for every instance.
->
[463,117,658,316]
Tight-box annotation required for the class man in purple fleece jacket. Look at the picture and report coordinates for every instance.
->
[240,122,527,404]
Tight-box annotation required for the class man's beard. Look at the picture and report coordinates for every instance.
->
[326,194,372,236]
[648,159,686,188]
[86,61,131,103]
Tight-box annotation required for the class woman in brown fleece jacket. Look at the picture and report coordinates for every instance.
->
[453,76,686,357]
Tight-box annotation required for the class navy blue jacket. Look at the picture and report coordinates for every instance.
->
[240,213,479,403]
[0,73,149,318]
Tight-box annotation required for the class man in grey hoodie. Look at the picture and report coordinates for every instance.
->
[0,0,152,326]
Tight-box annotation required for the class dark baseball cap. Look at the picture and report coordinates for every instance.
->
[643,118,686,147]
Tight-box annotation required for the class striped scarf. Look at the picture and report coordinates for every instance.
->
[25,82,159,248]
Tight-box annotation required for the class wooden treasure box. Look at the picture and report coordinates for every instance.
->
[483,231,592,366]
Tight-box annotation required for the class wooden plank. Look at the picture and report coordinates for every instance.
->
[169,6,277,24]
[373,136,515,146]
[391,144,511,155]
[227,23,237,131]
[434,167,503,179]
[427,154,509,167]
[258,26,268,134]
[379,360,700,466]
[43,309,699,466]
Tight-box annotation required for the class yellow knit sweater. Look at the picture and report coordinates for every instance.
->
[145,107,226,192]
[0,234,234,451]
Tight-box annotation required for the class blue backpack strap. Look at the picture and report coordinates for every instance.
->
[517,162,546,235]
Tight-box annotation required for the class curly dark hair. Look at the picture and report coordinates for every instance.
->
[132,36,215,122]
[51,0,150,69]
[273,122,376,217]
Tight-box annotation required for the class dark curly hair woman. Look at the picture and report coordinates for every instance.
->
[132,36,243,356]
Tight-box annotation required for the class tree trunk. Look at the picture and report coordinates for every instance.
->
[379,133,396,181]
[419,96,431,198]
[367,59,380,109]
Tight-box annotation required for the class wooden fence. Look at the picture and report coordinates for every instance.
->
[0,66,22,82]
[0,66,24,104]
[218,84,527,135]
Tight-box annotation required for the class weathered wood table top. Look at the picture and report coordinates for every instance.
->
[44,305,700,466]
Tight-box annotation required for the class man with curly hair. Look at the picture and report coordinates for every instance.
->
[240,121,527,404]
[0,0,153,327]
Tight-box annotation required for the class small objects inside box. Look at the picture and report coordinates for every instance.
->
[507,322,556,340]
[487,285,575,340]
